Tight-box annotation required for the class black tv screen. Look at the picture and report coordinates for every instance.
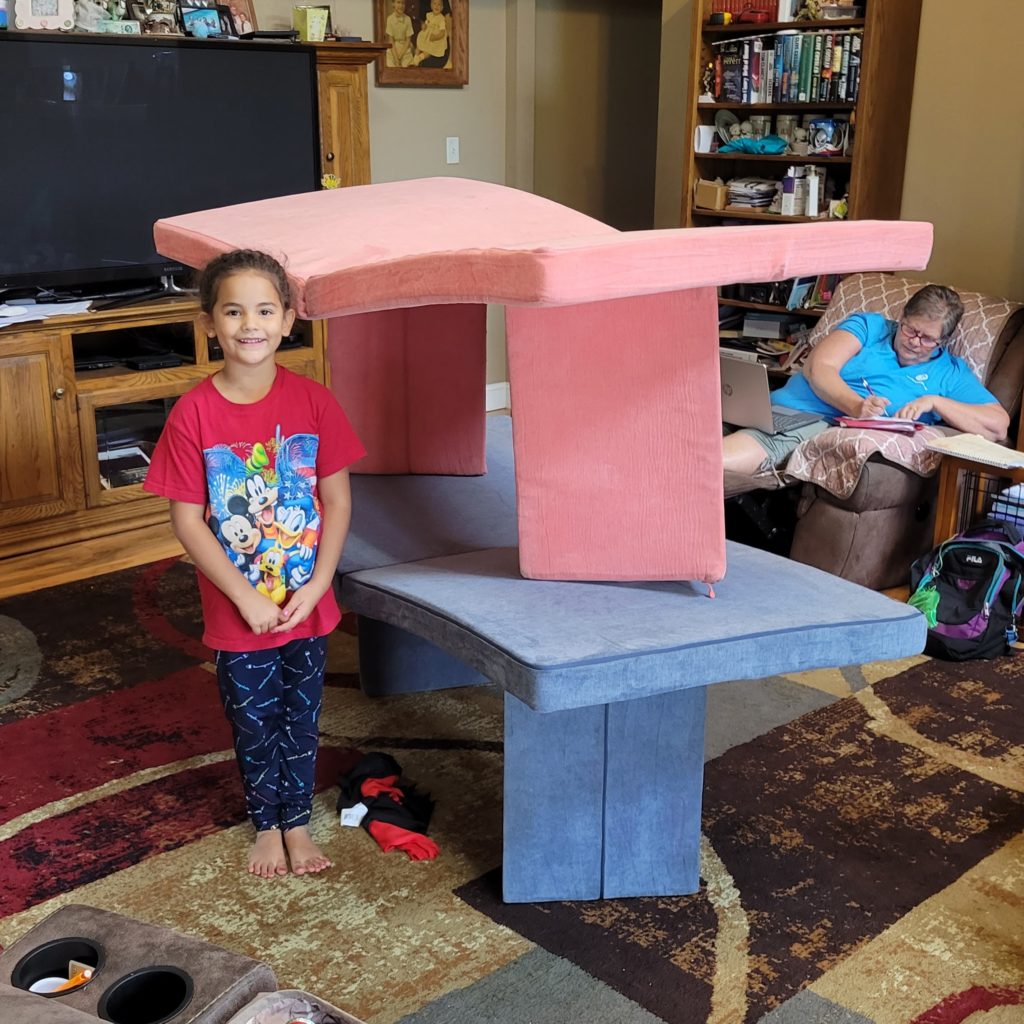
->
[0,32,320,294]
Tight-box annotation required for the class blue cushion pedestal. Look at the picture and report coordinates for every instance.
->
[340,417,927,902]
[504,686,706,902]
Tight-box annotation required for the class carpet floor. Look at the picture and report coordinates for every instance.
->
[1,558,1023,1023]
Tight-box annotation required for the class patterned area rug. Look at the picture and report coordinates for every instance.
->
[1,559,1023,1023]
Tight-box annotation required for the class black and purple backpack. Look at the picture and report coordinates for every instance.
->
[908,517,1024,661]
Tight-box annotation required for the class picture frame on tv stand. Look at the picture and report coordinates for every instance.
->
[13,0,74,29]
[130,4,183,33]
[222,0,254,32]
[180,3,222,35]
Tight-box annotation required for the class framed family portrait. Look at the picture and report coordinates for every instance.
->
[221,0,255,33]
[375,0,467,88]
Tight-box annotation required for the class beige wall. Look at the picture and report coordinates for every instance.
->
[534,0,661,229]
[653,0,693,228]
[901,0,1024,301]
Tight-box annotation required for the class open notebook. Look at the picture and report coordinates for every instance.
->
[925,433,1024,469]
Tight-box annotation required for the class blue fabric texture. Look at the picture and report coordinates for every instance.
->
[341,416,518,574]
[772,311,997,422]
[341,544,925,714]
[502,686,706,902]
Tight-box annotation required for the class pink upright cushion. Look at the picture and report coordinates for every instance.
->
[508,288,725,582]
[328,306,487,475]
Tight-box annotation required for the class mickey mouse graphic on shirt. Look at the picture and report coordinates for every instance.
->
[204,428,322,603]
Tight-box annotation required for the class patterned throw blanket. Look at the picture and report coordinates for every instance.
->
[784,423,947,499]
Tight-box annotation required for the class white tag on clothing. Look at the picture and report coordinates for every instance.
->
[340,802,368,827]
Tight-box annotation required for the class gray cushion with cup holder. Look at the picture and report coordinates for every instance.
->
[0,904,276,1024]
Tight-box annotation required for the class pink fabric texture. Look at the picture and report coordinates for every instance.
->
[153,177,934,582]
[328,306,486,474]
[508,289,725,582]
[784,273,1024,499]
[154,178,932,319]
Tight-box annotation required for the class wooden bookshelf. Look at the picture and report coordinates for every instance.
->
[682,1,923,228]
[684,0,922,330]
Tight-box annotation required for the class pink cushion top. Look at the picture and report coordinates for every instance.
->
[154,177,934,319]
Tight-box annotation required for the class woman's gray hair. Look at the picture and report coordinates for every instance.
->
[903,284,964,342]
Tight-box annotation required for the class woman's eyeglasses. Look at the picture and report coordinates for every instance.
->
[899,320,943,348]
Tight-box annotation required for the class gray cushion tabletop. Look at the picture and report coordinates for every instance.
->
[341,543,926,713]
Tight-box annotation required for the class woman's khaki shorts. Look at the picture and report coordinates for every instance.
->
[731,406,830,470]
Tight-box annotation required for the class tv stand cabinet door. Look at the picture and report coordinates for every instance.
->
[0,333,85,526]
[317,60,371,187]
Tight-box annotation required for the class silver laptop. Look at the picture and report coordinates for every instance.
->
[719,353,819,433]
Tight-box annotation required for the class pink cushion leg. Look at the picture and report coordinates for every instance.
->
[327,304,487,474]
[507,287,725,583]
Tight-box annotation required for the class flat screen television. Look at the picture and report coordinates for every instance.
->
[0,32,320,297]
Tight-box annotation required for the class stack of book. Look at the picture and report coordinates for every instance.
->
[719,312,810,372]
[784,273,840,310]
[708,28,863,107]
[727,177,777,210]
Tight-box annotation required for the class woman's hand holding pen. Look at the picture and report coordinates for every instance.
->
[856,378,890,418]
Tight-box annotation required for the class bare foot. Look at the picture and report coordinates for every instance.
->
[284,826,333,875]
[249,829,288,879]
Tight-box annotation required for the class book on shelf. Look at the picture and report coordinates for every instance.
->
[786,276,817,310]
[809,273,841,308]
[719,344,760,363]
[719,41,743,103]
[924,434,1024,469]
[706,28,863,105]
[836,416,925,434]
[742,312,796,339]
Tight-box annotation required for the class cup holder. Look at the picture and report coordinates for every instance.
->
[97,966,194,1024]
[10,937,103,997]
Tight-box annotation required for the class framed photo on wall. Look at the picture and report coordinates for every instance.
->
[374,0,467,88]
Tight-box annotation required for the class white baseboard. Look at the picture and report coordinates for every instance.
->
[486,382,510,412]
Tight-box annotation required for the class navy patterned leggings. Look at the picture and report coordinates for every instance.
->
[215,636,327,832]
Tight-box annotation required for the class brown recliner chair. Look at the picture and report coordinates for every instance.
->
[727,273,1024,591]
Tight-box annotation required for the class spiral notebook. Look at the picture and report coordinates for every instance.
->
[925,433,1024,469]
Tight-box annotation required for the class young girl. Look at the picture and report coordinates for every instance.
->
[385,0,415,66]
[412,0,450,67]
[144,249,365,879]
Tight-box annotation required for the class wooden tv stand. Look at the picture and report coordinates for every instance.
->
[0,297,327,600]
[0,39,385,600]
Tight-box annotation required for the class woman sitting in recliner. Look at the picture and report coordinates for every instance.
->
[722,284,1010,475]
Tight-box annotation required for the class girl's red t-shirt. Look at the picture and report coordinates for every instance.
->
[144,367,365,652]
